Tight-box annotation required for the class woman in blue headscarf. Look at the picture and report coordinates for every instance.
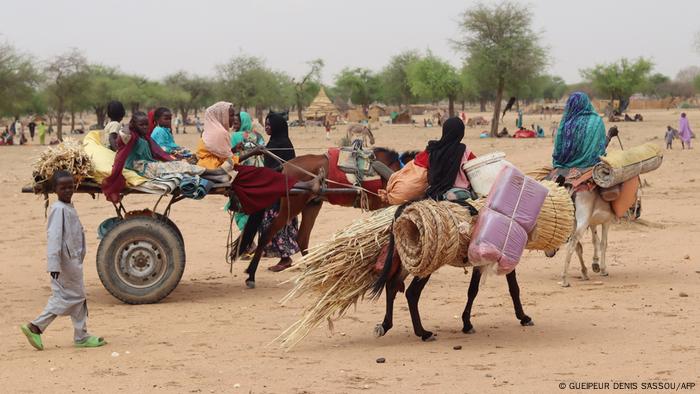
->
[552,92,606,168]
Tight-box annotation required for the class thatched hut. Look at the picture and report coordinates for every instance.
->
[304,87,341,121]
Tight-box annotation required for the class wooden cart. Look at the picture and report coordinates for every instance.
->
[22,182,359,305]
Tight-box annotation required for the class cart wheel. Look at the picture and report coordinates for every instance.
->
[153,213,184,244]
[97,216,185,304]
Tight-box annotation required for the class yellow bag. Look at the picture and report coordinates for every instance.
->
[83,131,147,186]
[381,160,428,205]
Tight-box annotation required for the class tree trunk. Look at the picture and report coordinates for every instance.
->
[448,96,455,118]
[296,97,304,123]
[461,100,466,111]
[95,106,106,128]
[490,78,505,137]
[255,106,264,123]
[479,97,487,112]
[70,111,75,133]
[56,113,64,142]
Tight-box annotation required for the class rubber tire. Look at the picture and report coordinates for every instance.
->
[97,216,186,304]
[100,214,183,245]
[153,213,184,244]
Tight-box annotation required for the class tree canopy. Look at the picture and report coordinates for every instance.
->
[406,52,461,116]
[581,58,653,106]
[453,1,547,135]
[378,50,421,107]
[0,43,41,117]
[333,68,380,109]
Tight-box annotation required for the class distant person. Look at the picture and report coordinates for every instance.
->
[20,171,107,350]
[174,114,184,134]
[14,118,24,144]
[195,116,204,135]
[37,121,47,145]
[516,109,524,129]
[323,115,332,140]
[28,120,36,142]
[665,126,678,150]
[104,101,126,151]
[679,113,693,150]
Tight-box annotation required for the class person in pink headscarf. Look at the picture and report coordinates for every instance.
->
[197,101,239,168]
[679,113,694,149]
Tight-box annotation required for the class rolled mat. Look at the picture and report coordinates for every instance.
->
[592,143,663,188]
[393,200,472,278]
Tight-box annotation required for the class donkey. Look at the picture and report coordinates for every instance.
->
[371,205,533,342]
[555,126,621,287]
[236,148,420,288]
[558,191,615,287]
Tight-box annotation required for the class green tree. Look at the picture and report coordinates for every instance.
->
[406,52,461,116]
[218,55,294,122]
[333,68,380,110]
[164,71,214,121]
[378,50,421,108]
[453,1,547,136]
[293,59,324,122]
[44,49,89,141]
[0,43,41,117]
[694,75,700,95]
[581,58,653,109]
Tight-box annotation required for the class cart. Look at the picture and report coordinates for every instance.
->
[22,181,360,305]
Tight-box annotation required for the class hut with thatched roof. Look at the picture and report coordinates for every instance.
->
[304,87,341,121]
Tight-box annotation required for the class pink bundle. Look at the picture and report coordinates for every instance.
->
[468,165,548,274]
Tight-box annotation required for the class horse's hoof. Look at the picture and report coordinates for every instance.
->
[521,319,534,327]
[600,270,609,277]
[580,275,590,281]
[373,324,386,338]
[245,280,256,289]
[592,263,600,273]
[462,327,476,334]
[559,281,571,288]
[420,332,436,342]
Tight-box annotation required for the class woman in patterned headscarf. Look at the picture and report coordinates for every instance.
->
[552,92,607,169]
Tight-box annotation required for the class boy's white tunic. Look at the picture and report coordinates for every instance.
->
[43,200,87,316]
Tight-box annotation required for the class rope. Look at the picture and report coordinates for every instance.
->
[256,145,381,198]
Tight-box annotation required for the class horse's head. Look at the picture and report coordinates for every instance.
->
[399,150,420,165]
[373,147,401,171]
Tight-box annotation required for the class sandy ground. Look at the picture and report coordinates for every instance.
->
[0,109,698,393]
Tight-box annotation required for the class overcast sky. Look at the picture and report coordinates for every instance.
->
[2,0,699,84]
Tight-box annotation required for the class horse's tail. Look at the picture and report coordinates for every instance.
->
[370,204,408,297]
[235,209,264,258]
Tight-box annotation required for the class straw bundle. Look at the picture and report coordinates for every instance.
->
[393,200,473,277]
[32,139,93,189]
[525,165,553,182]
[277,206,398,349]
[526,181,575,251]
[468,180,574,251]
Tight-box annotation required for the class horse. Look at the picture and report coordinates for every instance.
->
[371,204,532,342]
[237,147,420,288]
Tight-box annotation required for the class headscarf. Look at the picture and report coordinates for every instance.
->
[264,113,294,169]
[239,111,252,132]
[202,101,234,159]
[425,117,467,199]
[102,120,174,203]
[552,92,606,169]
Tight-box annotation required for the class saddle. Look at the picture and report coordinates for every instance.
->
[337,141,378,182]
[545,167,596,194]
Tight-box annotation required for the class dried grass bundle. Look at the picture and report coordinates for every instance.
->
[277,206,398,349]
[32,139,93,190]
[393,200,472,277]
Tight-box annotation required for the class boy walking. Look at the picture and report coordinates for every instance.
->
[665,126,678,150]
[20,171,106,350]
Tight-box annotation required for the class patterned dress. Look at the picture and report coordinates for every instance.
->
[259,202,300,258]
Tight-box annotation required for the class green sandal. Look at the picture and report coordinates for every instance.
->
[74,335,106,348]
[20,324,44,351]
